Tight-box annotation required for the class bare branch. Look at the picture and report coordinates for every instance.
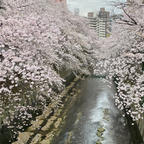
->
[122,7,137,25]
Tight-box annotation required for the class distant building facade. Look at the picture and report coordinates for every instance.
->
[98,8,110,37]
[55,0,66,3]
[74,8,80,16]
[55,0,67,7]
[87,8,111,38]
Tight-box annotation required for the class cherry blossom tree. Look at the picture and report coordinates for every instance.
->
[0,0,99,137]
[95,0,144,121]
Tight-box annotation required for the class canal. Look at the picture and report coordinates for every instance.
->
[0,78,133,144]
[53,78,131,144]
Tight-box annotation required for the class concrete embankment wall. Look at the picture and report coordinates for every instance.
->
[126,113,144,144]
[136,115,144,142]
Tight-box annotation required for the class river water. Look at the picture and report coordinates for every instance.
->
[54,78,132,144]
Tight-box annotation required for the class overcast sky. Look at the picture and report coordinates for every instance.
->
[67,0,125,16]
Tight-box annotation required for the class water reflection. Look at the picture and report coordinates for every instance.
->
[55,78,131,144]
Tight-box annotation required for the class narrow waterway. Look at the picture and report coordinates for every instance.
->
[54,78,131,144]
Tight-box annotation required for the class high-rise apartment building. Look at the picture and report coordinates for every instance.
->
[98,8,110,37]
[87,12,97,29]
[87,8,111,38]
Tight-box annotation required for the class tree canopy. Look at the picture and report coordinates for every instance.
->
[0,0,99,133]
[95,0,144,121]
